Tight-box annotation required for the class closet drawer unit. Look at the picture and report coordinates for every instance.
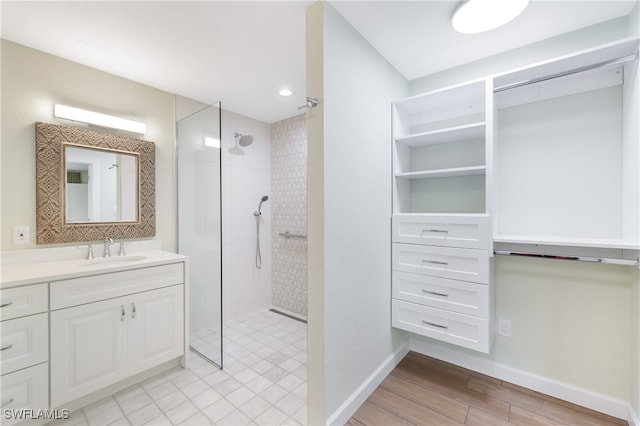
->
[392,299,489,353]
[1,313,48,375]
[393,243,489,284]
[0,362,49,425]
[0,283,48,321]
[392,214,489,249]
[51,263,184,310]
[393,271,489,318]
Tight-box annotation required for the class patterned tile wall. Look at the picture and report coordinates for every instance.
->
[270,114,307,317]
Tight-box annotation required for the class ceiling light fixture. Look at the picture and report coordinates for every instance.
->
[451,0,530,34]
[54,104,146,134]
[279,88,293,97]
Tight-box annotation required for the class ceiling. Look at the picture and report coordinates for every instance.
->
[1,1,637,124]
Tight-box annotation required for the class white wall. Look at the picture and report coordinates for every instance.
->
[306,2,409,423]
[221,110,272,320]
[1,40,176,251]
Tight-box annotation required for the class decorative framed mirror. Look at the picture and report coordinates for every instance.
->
[35,122,155,244]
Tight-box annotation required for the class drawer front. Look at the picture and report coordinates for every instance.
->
[392,299,489,353]
[51,262,184,310]
[392,214,489,249]
[0,363,49,425]
[0,284,48,321]
[393,243,489,284]
[1,313,48,375]
[393,272,489,318]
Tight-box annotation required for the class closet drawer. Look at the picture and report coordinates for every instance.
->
[392,299,489,353]
[0,363,49,425]
[0,284,48,321]
[393,243,489,284]
[1,313,48,375]
[392,214,489,249]
[393,272,489,318]
[51,262,184,310]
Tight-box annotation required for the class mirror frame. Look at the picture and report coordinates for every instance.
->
[35,122,155,244]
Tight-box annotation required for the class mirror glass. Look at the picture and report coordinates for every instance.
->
[64,145,139,223]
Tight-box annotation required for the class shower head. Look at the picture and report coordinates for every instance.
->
[234,132,254,147]
[254,195,269,216]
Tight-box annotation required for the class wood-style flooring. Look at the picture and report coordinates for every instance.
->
[348,351,628,426]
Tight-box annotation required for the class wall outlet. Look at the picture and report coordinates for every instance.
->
[13,225,30,244]
[498,319,512,337]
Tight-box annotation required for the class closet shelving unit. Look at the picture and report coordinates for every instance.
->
[391,79,494,353]
[493,38,639,253]
[391,37,640,354]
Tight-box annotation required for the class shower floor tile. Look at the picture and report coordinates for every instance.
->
[51,308,307,425]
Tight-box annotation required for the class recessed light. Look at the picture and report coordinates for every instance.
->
[452,0,530,34]
[279,89,293,97]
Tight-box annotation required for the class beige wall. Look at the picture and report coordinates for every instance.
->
[1,40,177,251]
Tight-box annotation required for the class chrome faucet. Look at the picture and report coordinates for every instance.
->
[104,238,114,258]
[118,242,126,257]
[78,244,94,260]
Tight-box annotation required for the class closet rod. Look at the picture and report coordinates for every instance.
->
[494,250,639,267]
[493,53,638,93]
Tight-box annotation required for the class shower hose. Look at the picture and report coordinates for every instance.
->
[255,215,262,269]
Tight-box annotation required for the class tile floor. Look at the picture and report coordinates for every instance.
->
[50,309,307,425]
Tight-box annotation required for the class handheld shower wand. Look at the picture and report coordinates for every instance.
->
[254,195,269,269]
[254,195,269,217]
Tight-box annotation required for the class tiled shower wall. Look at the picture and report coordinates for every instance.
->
[271,114,307,317]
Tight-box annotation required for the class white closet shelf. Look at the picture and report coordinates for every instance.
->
[493,234,640,250]
[396,122,485,147]
[396,166,486,179]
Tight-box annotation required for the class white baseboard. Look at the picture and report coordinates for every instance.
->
[326,342,410,426]
[629,405,640,426]
[410,338,635,424]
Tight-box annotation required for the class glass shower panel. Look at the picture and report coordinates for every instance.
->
[177,102,222,368]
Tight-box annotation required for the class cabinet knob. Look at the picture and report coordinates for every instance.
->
[1,344,14,351]
[131,302,136,319]
[0,301,13,308]
[121,305,126,321]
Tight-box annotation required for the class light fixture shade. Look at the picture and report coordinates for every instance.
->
[452,0,530,34]
[54,104,146,134]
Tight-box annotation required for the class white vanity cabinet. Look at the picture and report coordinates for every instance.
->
[0,283,49,425]
[49,263,185,408]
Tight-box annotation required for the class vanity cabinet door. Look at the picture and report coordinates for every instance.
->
[128,285,184,375]
[50,297,128,407]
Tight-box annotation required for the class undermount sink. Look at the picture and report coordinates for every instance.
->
[80,255,147,266]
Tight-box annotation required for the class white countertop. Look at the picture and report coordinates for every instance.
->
[1,241,187,289]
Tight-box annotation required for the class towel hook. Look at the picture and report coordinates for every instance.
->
[298,97,319,110]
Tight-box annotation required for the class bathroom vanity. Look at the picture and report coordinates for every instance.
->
[0,241,187,424]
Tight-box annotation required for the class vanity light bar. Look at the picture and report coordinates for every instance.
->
[54,104,146,134]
